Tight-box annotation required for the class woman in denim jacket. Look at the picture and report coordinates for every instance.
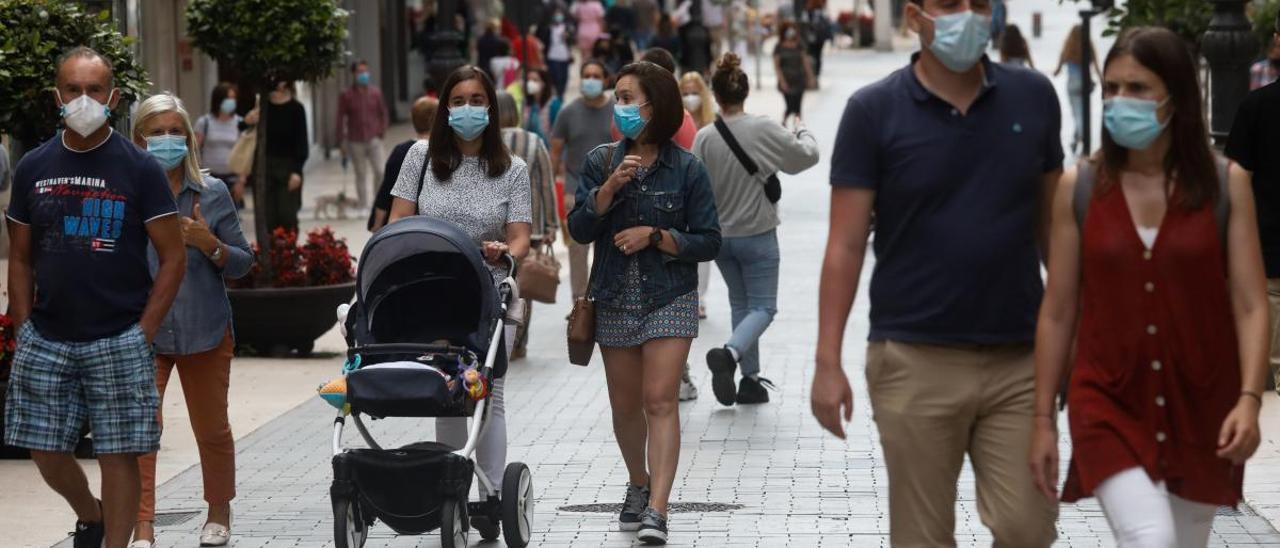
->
[568,61,721,545]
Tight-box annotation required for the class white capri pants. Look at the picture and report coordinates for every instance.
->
[1095,466,1217,548]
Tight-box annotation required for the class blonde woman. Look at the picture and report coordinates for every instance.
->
[129,94,254,548]
[680,72,716,129]
[680,70,716,330]
[1054,24,1102,155]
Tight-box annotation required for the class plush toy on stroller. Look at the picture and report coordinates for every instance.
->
[327,216,533,548]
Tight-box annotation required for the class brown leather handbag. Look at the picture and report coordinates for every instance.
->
[565,143,616,366]
[518,242,561,304]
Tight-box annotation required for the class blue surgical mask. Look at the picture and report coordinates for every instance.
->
[614,102,649,140]
[448,104,490,141]
[1103,96,1170,150]
[220,98,237,114]
[582,78,604,99]
[923,11,992,73]
[554,13,565,24]
[146,135,188,171]
[356,72,371,86]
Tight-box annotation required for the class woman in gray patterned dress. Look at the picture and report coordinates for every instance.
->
[568,61,721,545]
[389,66,531,516]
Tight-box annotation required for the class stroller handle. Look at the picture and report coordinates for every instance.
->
[501,252,518,279]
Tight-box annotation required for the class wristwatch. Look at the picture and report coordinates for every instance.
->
[208,244,224,262]
[649,227,663,247]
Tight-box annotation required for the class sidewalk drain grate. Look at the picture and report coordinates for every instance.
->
[1217,505,1258,517]
[154,511,202,527]
[558,502,744,513]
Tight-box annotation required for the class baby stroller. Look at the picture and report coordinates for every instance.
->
[330,216,534,548]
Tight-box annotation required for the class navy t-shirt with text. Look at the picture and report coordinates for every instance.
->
[7,130,178,342]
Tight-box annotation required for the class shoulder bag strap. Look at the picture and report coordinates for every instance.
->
[713,116,759,176]
[584,142,619,293]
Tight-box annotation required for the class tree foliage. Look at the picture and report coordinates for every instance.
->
[0,0,150,144]
[1254,0,1280,55]
[186,0,349,86]
[1099,0,1214,45]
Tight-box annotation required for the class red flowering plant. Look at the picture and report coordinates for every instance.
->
[228,226,354,289]
[0,314,16,385]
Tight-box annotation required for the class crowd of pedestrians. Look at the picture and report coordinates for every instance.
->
[7,3,1280,547]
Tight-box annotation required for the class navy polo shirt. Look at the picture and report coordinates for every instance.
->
[830,56,1063,345]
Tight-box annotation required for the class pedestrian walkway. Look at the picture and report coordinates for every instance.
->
[67,38,1280,547]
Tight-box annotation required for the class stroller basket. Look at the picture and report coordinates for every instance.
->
[345,346,480,418]
[332,441,474,535]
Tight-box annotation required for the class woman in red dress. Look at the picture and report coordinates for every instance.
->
[1029,27,1269,546]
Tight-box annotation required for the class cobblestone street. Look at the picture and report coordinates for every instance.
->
[64,35,1280,547]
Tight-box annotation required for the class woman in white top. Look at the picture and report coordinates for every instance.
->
[389,66,531,517]
[194,82,245,205]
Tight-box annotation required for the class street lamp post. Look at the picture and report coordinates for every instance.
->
[426,0,466,93]
[1201,0,1259,145]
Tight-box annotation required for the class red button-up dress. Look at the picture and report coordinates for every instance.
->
[1062,181,1243,507]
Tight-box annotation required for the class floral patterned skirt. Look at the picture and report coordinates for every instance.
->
[596,261,699,348]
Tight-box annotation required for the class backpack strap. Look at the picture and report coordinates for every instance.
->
[1072,160,1096,231]
[1213,155,1231,249]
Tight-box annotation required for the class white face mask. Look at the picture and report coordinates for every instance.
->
[527,80,544,96]
[58,89,115,138]
[682,94,702,112]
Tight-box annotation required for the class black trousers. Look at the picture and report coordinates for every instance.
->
[783,91,804,118]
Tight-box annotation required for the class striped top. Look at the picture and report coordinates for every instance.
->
[502,127,559,240]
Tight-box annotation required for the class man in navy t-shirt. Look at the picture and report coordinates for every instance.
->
[3,47,186,548]
[810,0,1063,545]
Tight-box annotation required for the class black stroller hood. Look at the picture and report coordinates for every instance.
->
[352,216,502,349]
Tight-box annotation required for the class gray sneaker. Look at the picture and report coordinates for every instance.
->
[619,483,650,531]
[636,507,669,545]
[678,365,699,401]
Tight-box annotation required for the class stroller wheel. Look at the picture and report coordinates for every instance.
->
[502,462,535,548]
[332,497,368,548]
[440,497,470,548]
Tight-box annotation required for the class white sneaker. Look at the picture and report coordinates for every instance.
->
[128,541,153,548]
[679,366,699,401]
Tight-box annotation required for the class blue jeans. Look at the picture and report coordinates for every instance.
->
[714,229,779,378]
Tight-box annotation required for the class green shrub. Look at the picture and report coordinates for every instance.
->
[0,0,149,144]
[186,0,349,86]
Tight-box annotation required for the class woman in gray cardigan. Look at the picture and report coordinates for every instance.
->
[691,53,820,406]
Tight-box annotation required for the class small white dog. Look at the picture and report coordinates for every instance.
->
[314,192,361,220]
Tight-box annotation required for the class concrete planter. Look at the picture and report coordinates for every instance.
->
[228,281,355,357]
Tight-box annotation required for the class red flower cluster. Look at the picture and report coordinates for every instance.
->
[0,315,16,384]
[302,226,355,286]
[227,226,354,289]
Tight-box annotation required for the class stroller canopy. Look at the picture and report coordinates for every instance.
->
[355,216,501,348]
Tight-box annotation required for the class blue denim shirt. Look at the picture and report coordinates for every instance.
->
[147,174,254,355]
[568,140,721,310]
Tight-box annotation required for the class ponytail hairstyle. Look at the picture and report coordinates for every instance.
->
[711,52,750,107]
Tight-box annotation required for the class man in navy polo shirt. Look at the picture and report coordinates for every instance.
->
[5,47,186,548]
[811,0,1063,545]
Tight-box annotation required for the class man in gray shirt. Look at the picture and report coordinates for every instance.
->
[551,60,615,300]
[692,55,819,405]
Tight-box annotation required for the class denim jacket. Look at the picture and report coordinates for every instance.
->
[147,174,254,355]
[568,140,721,310]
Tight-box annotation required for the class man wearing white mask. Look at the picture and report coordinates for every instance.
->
[811,0,1063,545]
[4,47,186,548]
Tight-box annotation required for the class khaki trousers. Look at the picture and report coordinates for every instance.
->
[865,341,1057,548]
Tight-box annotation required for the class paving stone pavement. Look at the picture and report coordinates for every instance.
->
[56,9,1280,547]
